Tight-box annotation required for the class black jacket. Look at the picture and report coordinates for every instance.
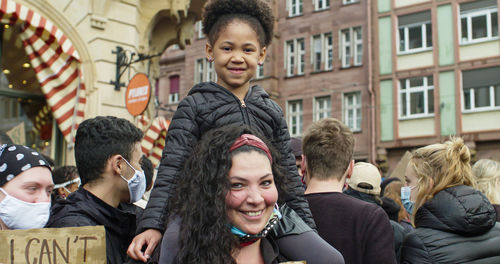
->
[401,185,500,264]
[138,82,315,232]
[47,188,136,264]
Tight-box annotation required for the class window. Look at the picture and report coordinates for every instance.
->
[195,21,204,39]
[341,27,362,68]
[343,0,359,4]
[398,11,432,53]
[460,0,498,44]
[169,75,180,104]
[462,66,500,112]
[312,33,333,71]
[288,0,303,17]
[194,58,216,84]
[314,96,331,121]
[285,38,305,77]
[399,76,435,118]
[256,64,264,79]
[315,0,330,11]
[344,92,361,131]
[287,100,303,136]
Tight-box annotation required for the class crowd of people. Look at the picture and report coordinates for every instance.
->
[1,0,500,263]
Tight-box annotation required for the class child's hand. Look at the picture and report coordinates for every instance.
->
[127,229,162,262]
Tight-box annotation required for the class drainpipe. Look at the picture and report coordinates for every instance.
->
[367,0,376,164]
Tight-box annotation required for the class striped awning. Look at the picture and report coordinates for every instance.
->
[0,0,86,145]
[139,115,170,167]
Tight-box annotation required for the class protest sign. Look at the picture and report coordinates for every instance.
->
[0,226,106,264]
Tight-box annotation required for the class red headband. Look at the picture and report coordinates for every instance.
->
[229,134,272,162]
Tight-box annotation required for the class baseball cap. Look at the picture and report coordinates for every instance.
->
[348,162,382,195]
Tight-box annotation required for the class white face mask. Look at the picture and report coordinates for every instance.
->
[0,188,50,229]
[120,158,146,203]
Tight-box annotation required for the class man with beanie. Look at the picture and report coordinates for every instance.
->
[302,118,397,264]
[47,116,145,264]
[290,137,304,180]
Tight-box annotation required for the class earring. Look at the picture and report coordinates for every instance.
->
[258,61,263,66]
[208,57,214,62]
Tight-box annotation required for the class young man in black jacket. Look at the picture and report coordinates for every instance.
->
[47,116,145,264]
[302,118,397,264]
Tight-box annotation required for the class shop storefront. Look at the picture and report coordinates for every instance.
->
[0,1,85,165]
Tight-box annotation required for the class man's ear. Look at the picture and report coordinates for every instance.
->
[300,155,307,174]
[109,154,123,176]
[345,160,355,179]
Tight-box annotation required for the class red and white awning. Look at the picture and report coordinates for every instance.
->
[0,0,86,144]
[139,116,170,167]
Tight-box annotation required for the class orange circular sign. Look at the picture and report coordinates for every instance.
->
[125,73,151,116]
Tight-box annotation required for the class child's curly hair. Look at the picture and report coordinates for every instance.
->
[202,0,274,47]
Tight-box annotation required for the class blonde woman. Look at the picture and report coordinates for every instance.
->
[472,159,500,222]
[400,138,500,264]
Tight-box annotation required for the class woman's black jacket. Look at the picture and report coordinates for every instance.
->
[401,185,500,263]
[137,82,315,233]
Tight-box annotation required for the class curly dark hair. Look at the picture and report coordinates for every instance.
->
[75,116,143,185]
[169,124,287,263]
[202,0,274,47]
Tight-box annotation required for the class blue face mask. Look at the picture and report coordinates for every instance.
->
[401,186,415,215]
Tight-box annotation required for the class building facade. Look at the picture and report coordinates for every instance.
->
[0,0,203,165]
[375,0,500,174]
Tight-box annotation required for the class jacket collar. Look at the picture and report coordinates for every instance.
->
[415,185,496,236]
[188,82,269,103]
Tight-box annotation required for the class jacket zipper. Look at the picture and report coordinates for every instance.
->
[240,88,251,125]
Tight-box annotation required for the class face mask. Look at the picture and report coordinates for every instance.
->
[401,186,415,215]
[0,188,50,229]
[120,158,146,203]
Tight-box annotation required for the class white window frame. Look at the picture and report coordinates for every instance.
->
[287,100,303,137]
[285,38,305,77]
[195,21,204,39]
[314,96,331,121]
[195,58,216,84]
[398,21,432,54]
[287,0,303,17]
[341,27,362,68]
[460,7,498,44]
[256,64,264,79]
[169,93,179,104]
[314,0,330,11]
[398,76,435,119]
[311,33,333,71]
[343,92,362,132]
[462,85,500,112]
[343,0,360,4]
[195,58,204,84]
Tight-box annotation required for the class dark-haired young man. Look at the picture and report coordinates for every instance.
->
[301,118,397,264]
[47,116,145,264]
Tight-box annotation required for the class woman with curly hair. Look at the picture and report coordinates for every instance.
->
[128,0,319,261]
[472,159,500,222]
[400,138,500,263]
[159,125,342,264]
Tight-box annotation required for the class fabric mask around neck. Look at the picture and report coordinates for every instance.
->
[120,158,146,203]
[0,188,50,229]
